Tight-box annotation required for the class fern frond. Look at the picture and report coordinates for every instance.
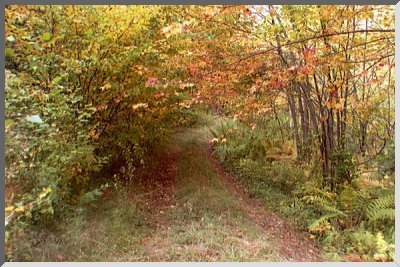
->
[301,195,330,205]
[322,205,347,217]
[368,209,395,222]
[308,213,338,231]
[367,194,395,222]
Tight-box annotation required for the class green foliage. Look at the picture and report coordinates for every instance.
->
[5,5,200,260]
[366,194,395,223]
[5,67,106,249]
[375,138,395,178]
[77,184,110,207]
[267,160,305,194]
[212,118,305,194]
[211,118,395,261]
[331,149,357,191]
[350,230,394,261]
[297,185,342,234]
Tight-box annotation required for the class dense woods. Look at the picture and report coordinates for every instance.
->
[5,5,395,262]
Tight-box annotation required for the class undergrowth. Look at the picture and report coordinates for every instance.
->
[210,117,395,262]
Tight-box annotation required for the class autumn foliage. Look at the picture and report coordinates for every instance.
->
[5,5,395,262]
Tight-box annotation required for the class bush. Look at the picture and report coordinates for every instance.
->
[5,6,201,260]
[331,149,357,191]
[266,160,305,194]
[212,119,302,194]
[5,69,109,260]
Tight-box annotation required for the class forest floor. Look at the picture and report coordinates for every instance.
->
[32,121,324,261]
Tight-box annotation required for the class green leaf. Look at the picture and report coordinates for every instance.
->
[41,32,52,42]
[53,76,63,84]
[5,119,14,129]
[5,48,15,57]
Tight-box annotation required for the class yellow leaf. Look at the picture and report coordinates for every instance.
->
[101,84,112,90]
[5,206,14,212]
[335,103,342,109]
[15,206,25,212]
[132,103,148,110]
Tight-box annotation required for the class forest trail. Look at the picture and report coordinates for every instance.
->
[6,6,394,263]
[37,123,323,262]
[206,146,323,261]
[123,124,324,261]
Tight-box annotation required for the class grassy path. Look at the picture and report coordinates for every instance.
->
[31,123,322,261]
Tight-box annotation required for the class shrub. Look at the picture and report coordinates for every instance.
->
[212,119,303,194]
[5,69,107,257]
[331,149,357,191]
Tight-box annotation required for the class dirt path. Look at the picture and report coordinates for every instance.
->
[206,145,324,261]
[40,124,324,262]
[132,126,324,261]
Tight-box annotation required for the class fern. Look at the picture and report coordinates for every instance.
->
[322,205,347,216]
[351,230,394,261]
[368,209,395,222]
[304,192,348,232]
[301,195,329,205]
[366,194,395,222]
[308,213,341,232]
